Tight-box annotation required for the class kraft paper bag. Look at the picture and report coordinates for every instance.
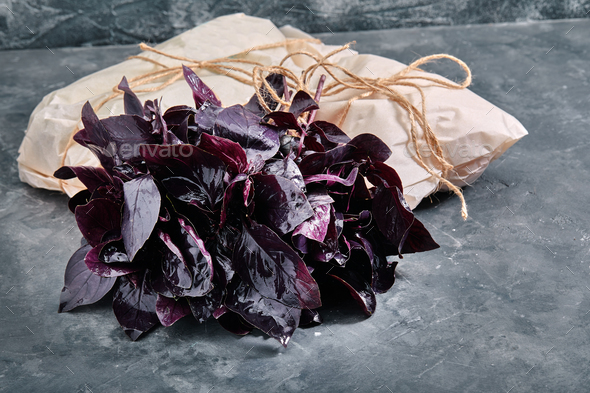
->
[17,13,527,209]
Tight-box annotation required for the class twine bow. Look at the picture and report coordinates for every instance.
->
[68,37,472,219]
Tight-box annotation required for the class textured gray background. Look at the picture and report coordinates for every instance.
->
[2,17,590,393]
[1,0,589,50]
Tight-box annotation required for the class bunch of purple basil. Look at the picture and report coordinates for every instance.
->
[55,66,439,346]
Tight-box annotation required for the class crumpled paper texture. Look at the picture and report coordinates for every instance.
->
[17,13,527,209]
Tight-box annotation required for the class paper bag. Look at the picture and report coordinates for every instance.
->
[17,13,527,209]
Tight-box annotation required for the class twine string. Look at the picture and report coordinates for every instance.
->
[60,38,471,219]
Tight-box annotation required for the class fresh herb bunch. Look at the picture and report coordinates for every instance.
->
[55,66,439,346]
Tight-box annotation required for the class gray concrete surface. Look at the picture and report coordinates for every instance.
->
[1,0,589,50]
[1,18,590,392]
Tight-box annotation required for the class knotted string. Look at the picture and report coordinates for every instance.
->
[61,38,471,219]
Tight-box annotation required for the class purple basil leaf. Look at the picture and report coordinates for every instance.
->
[54,166,112,194]
[99,240,129,262]
[298,145,355,176]
[372,184,415,254]
[310,206,339,263]
[373,257,398,294]
[261,158,306,192]
[163,105,196,143]
[157,230,193,289]
[366,161,404,191]
[188,284,223,323]
[182,65,221,108]
[348,134,392,163]
[112,272,160,341]
[289,91,319,118]
[252,174,313,235]
[303,135,325,153]
[141,144,226,210]
[74,102,118,172]
[244,73,284,116]
[262,111,300,131]
[100,115,157,161]
[225,279,301,347]
[177,217,214,294]
[163,105,197,126]
[85,242,141,277]
[233,222,321,309]
[399,219,440,254]
[151,220,214,298]
[68,189,91,213]
[308,121,351,145]
[293,204,331,244]
[299,308,323,327]
[117,76,144,117]
[217,310,254,336]
[194,101,223,135]
[219,174,249,229]
[304,166,359,187]
[198,132,248,174]
[75,198,122,247]
[155,295,191,327]
[214,105,280,162]
[329,267,377,316]
[121,174,161,261]
[58,244,116,313]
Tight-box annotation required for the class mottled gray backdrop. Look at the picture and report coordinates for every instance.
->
[1,0,589,50]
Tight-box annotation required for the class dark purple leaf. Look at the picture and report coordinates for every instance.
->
[101,241,131,263]
[54,166,112,194]
[141,144,225,210]
[214,105,280,162]
[74,102,118,172]
[58,244,116,312]
[262,158,306,192]
[244,73,284,117]
[113,272,160,341]
[188,284,223,323]
[177,217,214,293]
[157,230,193,289]
[293,204,331,243]
[216,309,254,336]
[329,267,376,316]
[400,219,440,254]
[298,145,355,176]
[348,134,392,163]
[233,222,321,309]
[303,135,325,153]
[310,206,339,263]
[100,115,157,162]
[68,189,91,214]
[85,242,141,277]
[289,91,319,118]
[163,105,197,127]
[252,174,313,235]
[198,132,248,174]
[225,279,301,347]
[118,76,144,117]
[155,295,191,327]
[304,166,358,187]
[372,184,415,254]
[182,65,221,108]
[121,174,161,260]
[193,101,223,135]
[75,198,121,247]
[151,218,213,297]
[308,121,351,145]
[366,161,404,191]
[299,308,323,327]
[262,111,300,131]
